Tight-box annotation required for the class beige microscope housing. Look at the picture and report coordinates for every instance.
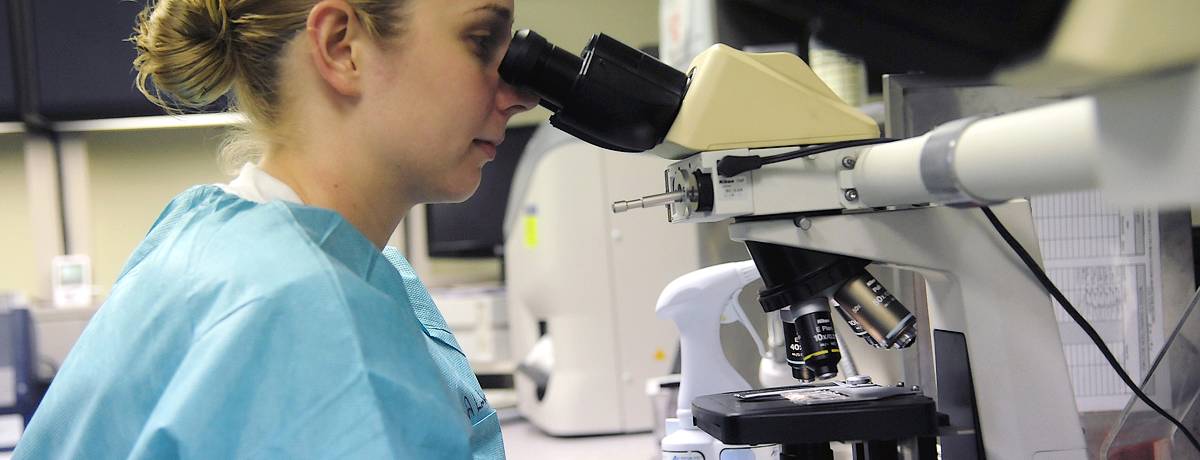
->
[649,44,880,160]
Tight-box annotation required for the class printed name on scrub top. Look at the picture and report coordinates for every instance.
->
[464,388,489,419]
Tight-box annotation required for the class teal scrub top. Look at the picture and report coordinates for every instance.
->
[14,186,503,459]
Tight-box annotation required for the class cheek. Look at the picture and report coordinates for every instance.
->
[403,71,493,148]
[363,49,500,200]
[442,72,499,128]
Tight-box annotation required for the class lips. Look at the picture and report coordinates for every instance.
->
[473,139,498,160]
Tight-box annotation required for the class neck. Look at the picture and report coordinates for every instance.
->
[260,137,412,250]
[255,40,421,249]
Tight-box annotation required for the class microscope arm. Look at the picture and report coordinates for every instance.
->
[854,65,1200,211]
[853,96,1099,208]
[649,65,1199,224]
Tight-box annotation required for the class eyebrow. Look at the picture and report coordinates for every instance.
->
[473,4,513,22]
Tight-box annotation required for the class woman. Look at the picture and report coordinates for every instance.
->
[14,0,537,458]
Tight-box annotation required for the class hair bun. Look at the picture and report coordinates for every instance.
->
[132,0,240,110]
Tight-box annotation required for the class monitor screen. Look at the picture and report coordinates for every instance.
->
[28,0,228,120]
[29,0,163,120]
[425,125,537,258]
[0,2,18,121]
[58,264,83,286]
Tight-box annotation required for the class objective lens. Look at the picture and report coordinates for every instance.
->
[833,273,918,349]
[781,298,840,381]
[831,299,883,348]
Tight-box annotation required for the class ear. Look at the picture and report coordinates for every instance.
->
[307,0,364,97]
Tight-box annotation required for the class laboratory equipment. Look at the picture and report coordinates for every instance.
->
[498,0,1200,454]
[27,306,97,382]
[7,0,212,123]
[1103,287,1200,459]
[50,255,91,309]
[428,287,511,370]
[656,260,778,459]
[0,2,16,122]
[646,374,680,447]
[424,125,536,258]
[503,127,747,436]
[694,378,937,453]
[745,244,918,383]
[831,273,916,350]
[881,74,1199,453]
[499,29,877,161]
[0,303,38,454]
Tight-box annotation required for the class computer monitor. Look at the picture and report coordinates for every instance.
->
[28,0,163,120]
[23,0,227,121]
[0,3,19,121]
[424,125,537,258]
[0,306,36,451]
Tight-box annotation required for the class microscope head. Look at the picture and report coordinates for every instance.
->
[500,30,880,160]
[499,30,688,153]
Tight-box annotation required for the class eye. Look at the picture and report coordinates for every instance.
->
[469,33,501,62]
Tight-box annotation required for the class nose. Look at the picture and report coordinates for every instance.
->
[496,79,540,117]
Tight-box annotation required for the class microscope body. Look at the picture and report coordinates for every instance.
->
[627,45,1085,457]
[661,145,1087,458]
[504,36,1090,458]
[499,8,1200,455]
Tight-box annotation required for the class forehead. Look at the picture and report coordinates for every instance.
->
[413,0,515,20]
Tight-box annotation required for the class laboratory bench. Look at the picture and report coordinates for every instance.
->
[499,408,658,460]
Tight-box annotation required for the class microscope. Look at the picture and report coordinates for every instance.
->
[498,3,1200,456]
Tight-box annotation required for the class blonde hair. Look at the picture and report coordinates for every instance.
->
[132,0,406,171]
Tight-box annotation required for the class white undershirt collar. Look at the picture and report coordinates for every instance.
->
[217,162,304,205]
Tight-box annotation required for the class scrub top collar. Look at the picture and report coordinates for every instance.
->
[216,162,390,288]
[212,162,453,340]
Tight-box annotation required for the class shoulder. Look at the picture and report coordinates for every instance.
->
[117,186,369,325]
[134,186,339,272]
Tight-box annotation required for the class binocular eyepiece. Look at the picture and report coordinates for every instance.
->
[498,29,688,153]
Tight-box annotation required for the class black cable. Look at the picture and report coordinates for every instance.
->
[761,138,899,166]
[716,138,898,177]
[980,206,1200,453]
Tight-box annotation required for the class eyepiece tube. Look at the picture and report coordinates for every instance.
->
[498,29,688,153]
[499,29,581,111]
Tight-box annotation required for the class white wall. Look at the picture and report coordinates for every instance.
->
[0,133,38,298]
[410,0,664,285]
[2,1,664,294]
[508,0,661,126]
[85,128,230,292]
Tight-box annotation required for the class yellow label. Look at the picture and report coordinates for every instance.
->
[802,349,840,361]
[524,216,538,249]
[654,349,666,361]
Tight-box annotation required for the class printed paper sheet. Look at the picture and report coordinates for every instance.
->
[1031,191,1166,412]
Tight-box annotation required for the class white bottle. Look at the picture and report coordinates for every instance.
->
[657,261,780,460]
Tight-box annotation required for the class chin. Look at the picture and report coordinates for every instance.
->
[426,163,485,203]
[437,179,482,204]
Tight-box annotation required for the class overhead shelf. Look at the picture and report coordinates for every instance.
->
[51,113,246,133]
[0,122,24,135]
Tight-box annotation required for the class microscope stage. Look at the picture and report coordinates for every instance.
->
[691,385,939,445]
